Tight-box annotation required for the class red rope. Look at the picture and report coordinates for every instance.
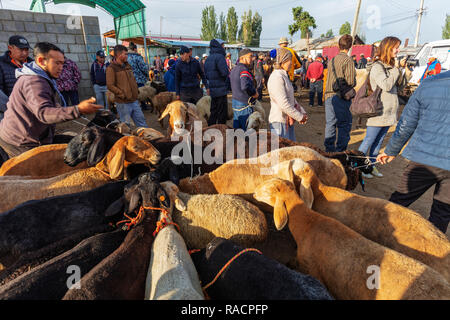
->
[116,206,168,231]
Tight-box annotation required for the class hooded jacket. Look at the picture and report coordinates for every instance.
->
[106,62,139,104]
[175,57,208,96]
[0,62,80,147]
[204,39,230,97]
[0,51,33,97]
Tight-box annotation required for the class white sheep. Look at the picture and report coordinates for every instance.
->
[145,181,204,300]
[195,95,211,122]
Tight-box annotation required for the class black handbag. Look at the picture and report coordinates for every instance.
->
[331,57,356,101]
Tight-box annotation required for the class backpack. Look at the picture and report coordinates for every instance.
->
[331,57,356,101]
[349,61,386,118]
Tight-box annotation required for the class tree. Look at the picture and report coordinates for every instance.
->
[219,12,227,41]
[443,14,450,40]
[251,11,263,47]
[226,7,239,43]
[288,6,316,54]
[200,6,218,41]
[326,29,334,37]
[241,9,254,47]
[339,21,351,35]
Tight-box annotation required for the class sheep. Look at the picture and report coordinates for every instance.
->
[288,160,450,283]
[147,80,167,94]
[246,111,266,131]
[195,95,211,121]
[0,229,127,300]
[151,92,177,127]
[254,177,450,300]
[190,237,334,300]
[178,146,348,198]
[0,136,161,213]
[0,180,128,268]
[86,109,118,128]
[144,181,204,300]
[133,127,165,141]
[62,173,170,300]
[138,85,157,108]
[159,100,207,137]
[0,144,89,178]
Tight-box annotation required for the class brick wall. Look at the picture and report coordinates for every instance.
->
[0,9,103,101]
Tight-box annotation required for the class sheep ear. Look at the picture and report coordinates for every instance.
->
[106,141,126,179]
[299,177,314,209]
[274,197,289,230]
[127,191,141,214]
[158,104,172,121]
[87,135,106,166]
[174,197,187,211]
[104,197,125,217]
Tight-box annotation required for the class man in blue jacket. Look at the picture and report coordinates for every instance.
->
[175,45,208,104]
[377,71,450,233]
[229,49,259,130]
[164,59,176,92]
[90,50,109,109]
[204,39,230,125]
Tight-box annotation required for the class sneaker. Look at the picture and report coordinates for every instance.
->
[372,167,383,177]
[362,173,374,179]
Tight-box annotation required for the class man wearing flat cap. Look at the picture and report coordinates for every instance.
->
[0,36,33,119]
[175,45,208,104]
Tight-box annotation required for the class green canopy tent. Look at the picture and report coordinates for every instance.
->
[29,0,148,62]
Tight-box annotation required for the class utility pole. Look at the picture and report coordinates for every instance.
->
[414,0,425,48]
[349,0,362,56]
[160,16,163,37]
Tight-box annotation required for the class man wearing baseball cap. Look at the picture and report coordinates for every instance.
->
[90,50,109,109]
[229,48,258,130]
[278,37,301,83]
[175,45,208,104]
[0,36,33,119]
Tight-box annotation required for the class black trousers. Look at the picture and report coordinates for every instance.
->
[208,95,228,126]
[389,161,450,234]
[180,87,203,105]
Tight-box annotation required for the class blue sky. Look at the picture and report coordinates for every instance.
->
[5,0,449,47]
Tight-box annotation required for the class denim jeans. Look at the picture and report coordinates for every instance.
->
[116,100,148,128]
[309,80,323,106]
[270,122,296,142]
[358,126,390,165]
[324,95,352,152]
[93,84,108,109]
[232,99,253,130]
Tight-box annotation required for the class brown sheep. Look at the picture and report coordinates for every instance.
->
[159,100,207,137]
[289,159,450,283]
[151,92,177,127]
[0,144,88,178]
[254,178,450,300]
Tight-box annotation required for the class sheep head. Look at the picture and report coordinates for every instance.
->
[95,136,161,180]
[254,178,298,231]
[159,101,201,136]
[270,159,314,210]
[246,111,266,130]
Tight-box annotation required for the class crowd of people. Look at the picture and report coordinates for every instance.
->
[0,32,447,233]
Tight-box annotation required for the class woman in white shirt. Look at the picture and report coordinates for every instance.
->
[268,47,307,141]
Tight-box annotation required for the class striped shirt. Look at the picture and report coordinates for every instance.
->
[324,52,356,101]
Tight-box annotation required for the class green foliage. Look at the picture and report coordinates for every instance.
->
[219,12,227,41]
[226,7,238,43]
[288,6,317,39]
[339,21,351,35]
[200,6,218,41]
[443,14,450,40]
[252,12,263,47]
[326,29,334,37]
[241,9,254,46]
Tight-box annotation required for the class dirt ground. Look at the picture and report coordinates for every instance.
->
[56,88,449,240]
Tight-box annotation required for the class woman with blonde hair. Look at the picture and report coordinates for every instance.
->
[358,36,412,179]
[268,47,308,141]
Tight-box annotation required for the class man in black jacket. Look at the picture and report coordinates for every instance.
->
[204,39,230,125]
[0,36,32,119]
[90,50,109,109]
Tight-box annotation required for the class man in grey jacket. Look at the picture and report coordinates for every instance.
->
[0,42,101,158]
[377,71,450,234]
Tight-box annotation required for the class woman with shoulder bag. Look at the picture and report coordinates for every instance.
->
[268,47,308,141]
[358,36,412,179]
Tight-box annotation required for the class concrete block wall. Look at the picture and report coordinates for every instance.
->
[0,9,103,101]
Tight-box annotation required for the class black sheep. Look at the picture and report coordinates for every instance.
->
[190,237,334,300]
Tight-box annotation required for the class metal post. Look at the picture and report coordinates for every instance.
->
[349,0,362,56]
[414,0,425,48]
[142,10,148,64]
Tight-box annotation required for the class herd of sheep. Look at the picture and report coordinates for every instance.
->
[0,89,449,300]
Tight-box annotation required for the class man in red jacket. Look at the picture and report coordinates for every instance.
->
[306,56,324,107]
